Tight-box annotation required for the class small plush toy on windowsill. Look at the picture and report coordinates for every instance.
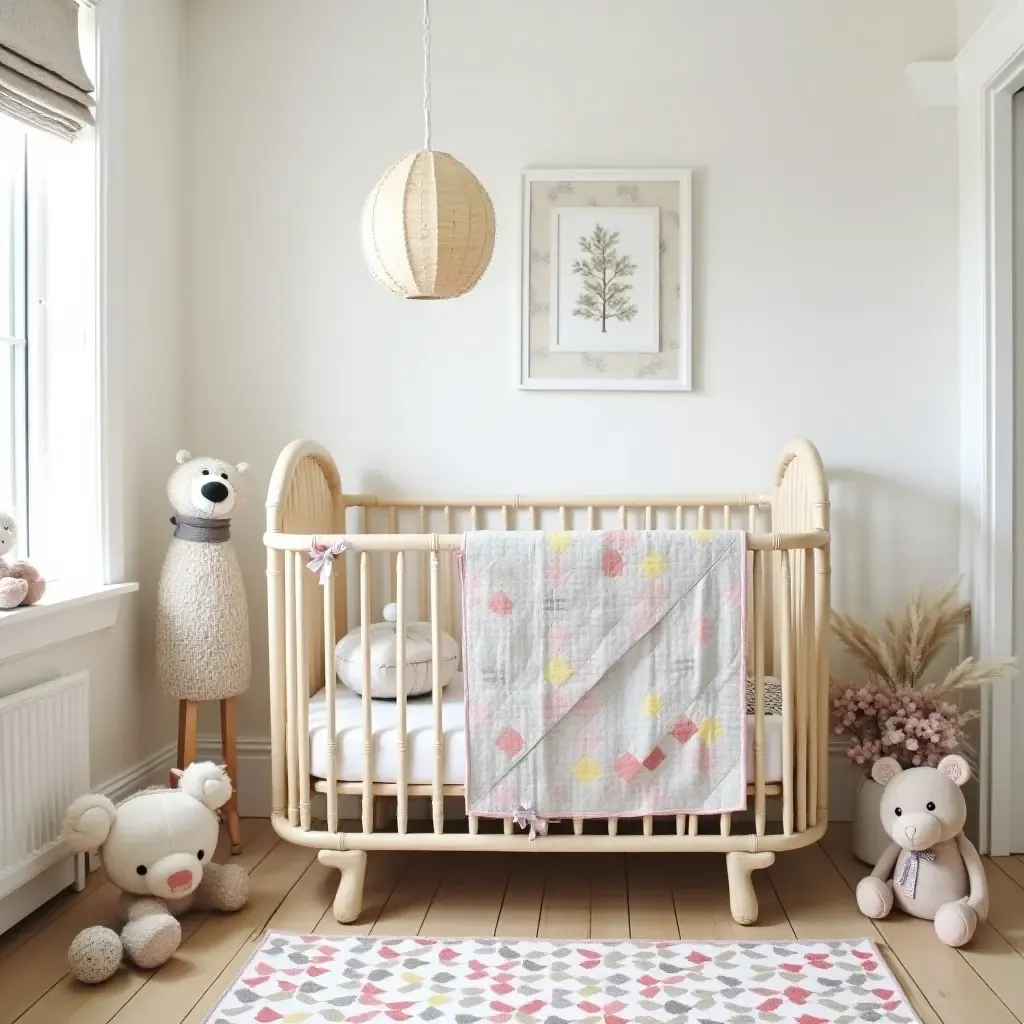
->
[0,510,45,610]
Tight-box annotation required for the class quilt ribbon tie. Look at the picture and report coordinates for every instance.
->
[895,849,936,899]
[512,804,548,841]
[307,541,348,585]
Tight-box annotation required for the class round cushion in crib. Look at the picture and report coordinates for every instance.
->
[334,610,459,699]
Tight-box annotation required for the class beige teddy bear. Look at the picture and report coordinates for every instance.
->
[856,753,988,947]
[0,511,45,609]
[62,763,249,983]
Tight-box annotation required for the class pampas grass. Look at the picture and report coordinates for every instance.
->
[831,578,1011,694]
[829,579,1014,768]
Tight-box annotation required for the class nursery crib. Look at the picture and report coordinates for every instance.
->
[263,439,830,926]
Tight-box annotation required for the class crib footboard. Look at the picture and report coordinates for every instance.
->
[264,438,830,925]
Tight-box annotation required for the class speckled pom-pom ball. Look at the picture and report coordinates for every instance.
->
[68,925,122,984]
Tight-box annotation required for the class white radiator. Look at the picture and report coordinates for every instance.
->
[0,672,89,932]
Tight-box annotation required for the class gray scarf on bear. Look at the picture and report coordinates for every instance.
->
[171,515,231,544]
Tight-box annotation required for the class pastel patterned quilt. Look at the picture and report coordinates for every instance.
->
[461,530,747,823]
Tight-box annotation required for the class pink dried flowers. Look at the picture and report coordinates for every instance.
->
[829,579,1013,769]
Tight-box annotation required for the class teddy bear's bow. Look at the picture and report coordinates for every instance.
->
[896,849,936,899]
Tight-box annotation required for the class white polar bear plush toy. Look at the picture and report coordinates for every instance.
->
[62,763,249,984]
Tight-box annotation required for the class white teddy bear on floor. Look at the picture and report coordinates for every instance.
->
[63,762,249,984]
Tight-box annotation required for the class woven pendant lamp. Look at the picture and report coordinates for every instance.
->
[361,0,495,299]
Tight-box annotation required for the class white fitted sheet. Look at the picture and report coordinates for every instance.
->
[308,674,784,786]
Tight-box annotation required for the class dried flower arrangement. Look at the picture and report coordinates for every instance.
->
[830,580,1013,770]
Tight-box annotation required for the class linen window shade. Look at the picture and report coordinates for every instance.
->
[0,0,94,140]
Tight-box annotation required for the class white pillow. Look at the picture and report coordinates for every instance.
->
[335,619,459,698]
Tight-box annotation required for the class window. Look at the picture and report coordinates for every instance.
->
[0,124,27,548]
[0,91,100,584]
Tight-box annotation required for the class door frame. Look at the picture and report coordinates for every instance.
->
[956,0,1024,855]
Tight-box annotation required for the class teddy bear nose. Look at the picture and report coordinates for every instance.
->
[167,869,193,890]
[200,481,229,503]
[905,825,917,840]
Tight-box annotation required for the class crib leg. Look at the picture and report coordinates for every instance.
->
[726,851,775,925]
[318,849,367,924]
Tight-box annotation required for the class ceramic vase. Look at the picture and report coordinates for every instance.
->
[852,774,891,865]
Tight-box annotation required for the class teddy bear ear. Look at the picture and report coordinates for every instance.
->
[235,462,249,475]
[176,761,233,810]
[63,793,117,852]
[871,757,903,786]
[175,450,192,465]
[937,754,971,787]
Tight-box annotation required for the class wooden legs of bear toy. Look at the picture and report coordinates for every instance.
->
[726,851,775,925]
[319,850,367,924]
[170,698,242,855]
[219,698,242,854]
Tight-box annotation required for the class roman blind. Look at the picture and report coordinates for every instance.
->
[0,0,94,140]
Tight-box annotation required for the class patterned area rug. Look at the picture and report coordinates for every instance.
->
[205,932,921,1024]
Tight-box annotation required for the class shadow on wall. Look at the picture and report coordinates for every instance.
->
[827,467,961,620]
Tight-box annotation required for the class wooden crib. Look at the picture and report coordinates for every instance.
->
[263,438,830,927]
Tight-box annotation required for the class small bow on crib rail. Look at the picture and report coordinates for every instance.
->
[307,541,347,585]
[512,804,548,841]
[895,849,936,899]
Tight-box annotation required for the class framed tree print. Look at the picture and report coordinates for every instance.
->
[519,168,692,391]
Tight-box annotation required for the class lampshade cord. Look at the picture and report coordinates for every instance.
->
[422,0,432,152]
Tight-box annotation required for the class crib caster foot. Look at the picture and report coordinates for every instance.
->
[726,851,775,925]
[318,849,367,924]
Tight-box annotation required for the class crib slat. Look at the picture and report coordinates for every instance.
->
[688,814,699,837]
[388,506,398,603]
[720,813,732,836]
[419,506,428,618]
[723,505,731,529]
[529,506,537,530]
[675,814,685,835]
[360,552,373,834]
[779,550,795,837]
[644,505,653,530]
[643,815,653,837]
[284,553,298,827]
[396,552,408,834]
[560,505,568,530]
[471,505,479,531]
[675,505,683,530]
[268,549,286,819]
[697,505,706,530]
[607,818,618,836]
[574,817,584,836]
[337,506,348,634]
[502,505,510,530]
[430,550,444,835]
[619,505,626,529]
[323,572,338,833]
[469,816,478,835]
[443,506,453,635]
[504,819,513,836]
[587,506,595,531]
[799,552,812,833]
[753,548,766,837]
[295,553,311,831]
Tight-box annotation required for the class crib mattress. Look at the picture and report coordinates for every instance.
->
[308,674,786,788]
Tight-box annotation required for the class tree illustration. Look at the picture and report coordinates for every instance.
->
[571,224,638,332]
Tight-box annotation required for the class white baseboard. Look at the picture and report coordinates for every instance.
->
[98,742,177,803]
[0,857,76,937]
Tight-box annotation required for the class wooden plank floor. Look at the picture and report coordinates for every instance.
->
[3,821,1024,1023]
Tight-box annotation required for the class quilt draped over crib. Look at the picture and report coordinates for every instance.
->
[461,530,748,821]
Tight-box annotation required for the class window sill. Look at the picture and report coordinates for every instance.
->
[0,582,139,662]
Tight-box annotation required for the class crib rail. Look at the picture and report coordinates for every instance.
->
[265,438,830,855]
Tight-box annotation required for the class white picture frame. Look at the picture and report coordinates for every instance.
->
[519,168,692,392]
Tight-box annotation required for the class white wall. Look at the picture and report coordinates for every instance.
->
[183,0,960,809]
[0,0,186,789]
[958,0,1000,45]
